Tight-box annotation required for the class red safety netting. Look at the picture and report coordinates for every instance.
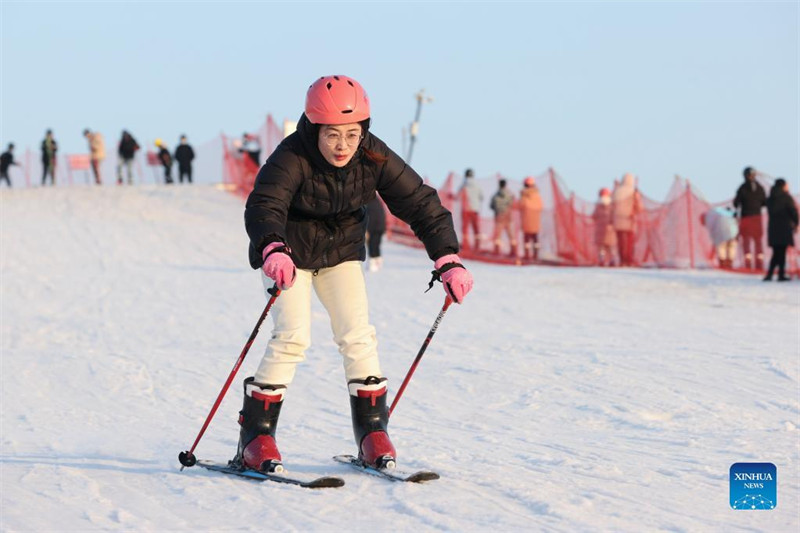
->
[384,169,799,275]
[8,117,795,275]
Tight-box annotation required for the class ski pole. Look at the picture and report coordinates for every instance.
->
[388,296,453,418]
[179,285,281,469]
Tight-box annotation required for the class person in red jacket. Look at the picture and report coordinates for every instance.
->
[240,75,474,474]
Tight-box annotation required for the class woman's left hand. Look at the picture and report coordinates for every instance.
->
[434,254,473,304]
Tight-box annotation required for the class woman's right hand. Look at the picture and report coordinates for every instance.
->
[262,242,296,290]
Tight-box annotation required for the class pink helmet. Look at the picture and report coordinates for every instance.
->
[524,177,536,187]
[305,75,370,125]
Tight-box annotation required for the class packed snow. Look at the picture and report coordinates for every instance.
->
[1,185,798,532]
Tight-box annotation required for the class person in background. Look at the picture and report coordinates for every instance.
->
[241,133,262,166]
[700,206,738,269]
[612,173,642,266]
[763,178,798,281]
[592,187,617,266]
[240,75,473,474]
[83,129,105,184]
[733,166,767,270]
[458,168,483,251]
[1,143,19,187]
[155,139,174,184]
[366,195,387,272]
[490,179,517,256]
[174,134,195,184]
[41,129,58,186]
[117,130,140,185]
[518,176,543,261]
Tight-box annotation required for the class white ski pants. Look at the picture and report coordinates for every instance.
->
[253,261,381,385]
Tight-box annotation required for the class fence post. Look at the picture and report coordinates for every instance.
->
[686,179,695,269]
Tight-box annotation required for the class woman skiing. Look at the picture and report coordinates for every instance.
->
[239,75,474,473]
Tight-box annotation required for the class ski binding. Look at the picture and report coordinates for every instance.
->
[333,454,439,483]
[197,460,344,489]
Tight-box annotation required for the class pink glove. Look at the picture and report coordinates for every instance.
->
[434,254,473,304]
[261,242,296,290]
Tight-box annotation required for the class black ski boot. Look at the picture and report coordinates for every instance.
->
[349,376,396,469]
[232,377,285,473]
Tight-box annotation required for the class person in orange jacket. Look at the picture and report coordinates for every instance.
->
[518,177,543,260]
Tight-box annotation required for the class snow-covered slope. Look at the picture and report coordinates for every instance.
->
[1,185,798,532]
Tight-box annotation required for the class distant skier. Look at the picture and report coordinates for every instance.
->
[83,128,105,185]
[592,188,617,266]
[763,178,798,281]
[490,179,517,256]
[612,173,642,266]
[0,143,19,187]
[174,135,195,184]
[458,168,483,250]
[155,139,173,184]
[240,133,261,166]
[240,75,473,474]
[733,167,767,270]
[117,130,140,185]
[41,129,58,186]
[518,176,543,260]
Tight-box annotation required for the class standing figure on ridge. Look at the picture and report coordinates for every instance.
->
[0,143,19,187]
[83,128,105,185]
[611,173,642,266]
[763,178,798,281]
[592,188,617,266]
[490,179,517,256]
[458,168,483,251]
[518,176,543,261]
[239,75,473,474]
[174,135,195,184]
[733,167,767,270]
[241,133,262,166]
[117,130,140,185]
[155,139,173,184]
[41,129,58,186]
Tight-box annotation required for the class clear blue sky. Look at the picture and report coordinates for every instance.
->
[1,1,797,201]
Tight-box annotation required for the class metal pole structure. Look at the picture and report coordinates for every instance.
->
[406,89,433,164]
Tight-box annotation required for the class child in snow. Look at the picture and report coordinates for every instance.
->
[240,75,474,473]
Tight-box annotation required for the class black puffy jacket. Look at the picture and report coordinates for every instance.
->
[244,114,458,270]
[767,188,798,247]
[733,180,766,217]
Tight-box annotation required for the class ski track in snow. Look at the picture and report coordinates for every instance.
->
[1,186,798,532]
